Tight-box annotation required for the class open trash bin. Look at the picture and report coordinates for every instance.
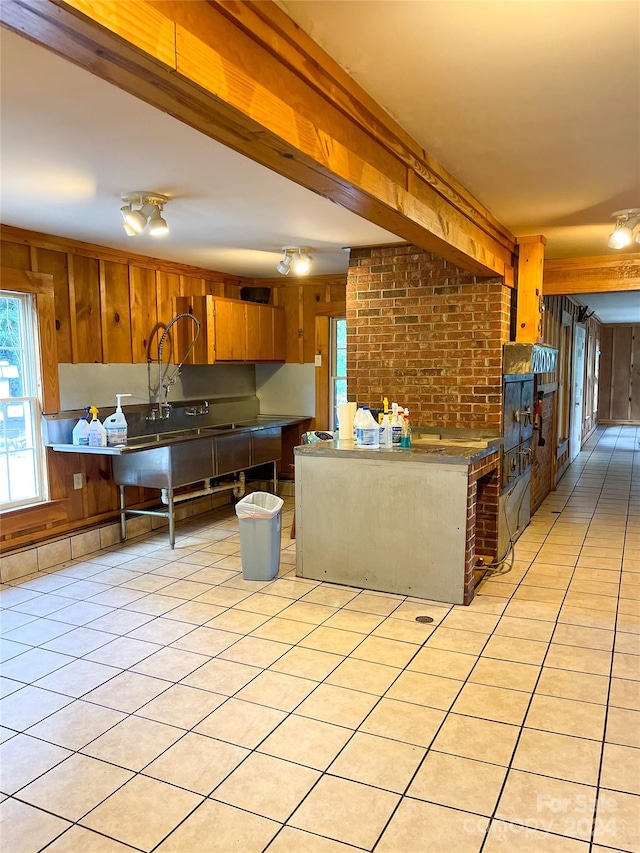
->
[235,491,284,580]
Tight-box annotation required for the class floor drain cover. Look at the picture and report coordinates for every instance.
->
[415,615,434,624]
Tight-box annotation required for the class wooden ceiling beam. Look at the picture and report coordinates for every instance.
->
[1,0,515,278]
[544,254,640,294]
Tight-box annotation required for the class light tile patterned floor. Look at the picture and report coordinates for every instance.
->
[1,425,638,852]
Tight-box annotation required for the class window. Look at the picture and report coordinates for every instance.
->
[330,317,347,430]
[0,290,47,508]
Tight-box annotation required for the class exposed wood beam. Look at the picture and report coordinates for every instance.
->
[544,254,640,294]
[516,235,546,343]
[0,0,516,278]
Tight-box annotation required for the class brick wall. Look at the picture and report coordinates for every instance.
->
[347,244,512,430]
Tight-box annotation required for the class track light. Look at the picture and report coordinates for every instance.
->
[120,192,169,238]
[276,246,313,276]
[607,208,640,249]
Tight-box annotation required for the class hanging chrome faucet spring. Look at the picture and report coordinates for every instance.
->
[151,312,201,420]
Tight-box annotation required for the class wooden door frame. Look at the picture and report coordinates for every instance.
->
[314,307,346,431]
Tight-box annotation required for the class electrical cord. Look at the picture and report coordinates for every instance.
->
[480,476,530,577]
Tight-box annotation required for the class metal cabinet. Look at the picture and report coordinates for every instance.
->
[251,427,282,467]
[214,432,251,475]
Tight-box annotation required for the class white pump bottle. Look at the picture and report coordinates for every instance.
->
[104,394,132,447]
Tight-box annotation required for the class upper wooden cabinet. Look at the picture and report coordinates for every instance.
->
[175,295,285,364]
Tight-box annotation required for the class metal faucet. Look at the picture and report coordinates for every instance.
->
[147,313,201,422]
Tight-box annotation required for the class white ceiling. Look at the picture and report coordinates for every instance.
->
[1,2,639,323]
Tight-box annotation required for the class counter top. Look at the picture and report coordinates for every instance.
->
[295,436,502,465]
[48,415,308,456]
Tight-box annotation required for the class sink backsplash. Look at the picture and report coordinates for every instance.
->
[43,395,260,445]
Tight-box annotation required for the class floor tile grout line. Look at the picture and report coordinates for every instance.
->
[476,427,623,852]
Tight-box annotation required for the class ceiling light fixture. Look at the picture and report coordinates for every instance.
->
[276,246,313,276]
[607,208,640,249]
[120,192,169,238]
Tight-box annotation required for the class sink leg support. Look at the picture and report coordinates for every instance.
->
[168,490,176,549]
[119,485,127,542]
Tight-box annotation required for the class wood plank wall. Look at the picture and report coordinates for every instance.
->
[599,325,640,423]
[1,226,248,364]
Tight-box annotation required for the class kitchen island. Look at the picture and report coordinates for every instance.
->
[294,436,501,605]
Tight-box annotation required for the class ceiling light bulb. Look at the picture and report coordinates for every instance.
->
[276,255,292,275]
[608,223,634,249]
[148,206,169,237]
[291,253,312,275]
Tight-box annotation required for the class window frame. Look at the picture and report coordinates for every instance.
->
[0,268,59,513]
[329,316,347,431]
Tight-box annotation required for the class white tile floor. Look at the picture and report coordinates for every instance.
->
[0,425,638,852]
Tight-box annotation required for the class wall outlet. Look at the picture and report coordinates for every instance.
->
[73,473,83,490]
[314,354,322,367]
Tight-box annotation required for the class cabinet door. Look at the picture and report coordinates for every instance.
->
[273,307,286,361]
[258,305,275,360]
[245,302,262,361]
[214,299,246,360]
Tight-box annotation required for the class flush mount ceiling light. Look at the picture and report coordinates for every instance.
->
[607,208,640,249]
[276,246,313,276]
[120,191,169,238]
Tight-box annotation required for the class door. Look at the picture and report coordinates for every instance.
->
[570,324,586,461]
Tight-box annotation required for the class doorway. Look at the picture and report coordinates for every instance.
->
[570,324,586,461]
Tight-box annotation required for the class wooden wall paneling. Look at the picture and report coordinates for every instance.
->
[100,260,133,363]
[598,326,613,421]
[631,328,640,421]
[69,254,102,363]
[303,283,328,363]
[174,295,209,364]
[129,266,158,362]
[180,274,206,298]
[33,248,73,364]
[83,456,118,518]
[0,239,30,271]
[274,285,303,362]
[611,327,633,421]
[156,270,181,332]
[47,449,84,518]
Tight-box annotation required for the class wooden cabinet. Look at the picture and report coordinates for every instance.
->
[175,295,286,364]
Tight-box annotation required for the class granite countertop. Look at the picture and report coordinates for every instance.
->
[48,415,308,456]
[295,436,502,465]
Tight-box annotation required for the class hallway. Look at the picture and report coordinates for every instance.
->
[0,425,638,852]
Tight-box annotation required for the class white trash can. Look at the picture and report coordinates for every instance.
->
[235,492,284,580]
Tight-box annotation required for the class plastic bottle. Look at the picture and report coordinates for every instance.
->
[400,408,412,448]
[87,406,107,447]
[104,393,132,447]
[72,408,91,446]
[391,402,403,447]
[354,406,380,449]
[379,408,393,448]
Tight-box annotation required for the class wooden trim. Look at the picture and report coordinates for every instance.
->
[0,499,69,544]
[314,316,330,431]
[314,301,346,317]
[557,438,569,459]
[0,267,60,412]
[544,253,640,294]
[515,236,545,343]
[0,0,515,276]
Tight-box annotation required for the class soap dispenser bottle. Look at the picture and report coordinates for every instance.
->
[87,406,107,447]
[104,394,132,447]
